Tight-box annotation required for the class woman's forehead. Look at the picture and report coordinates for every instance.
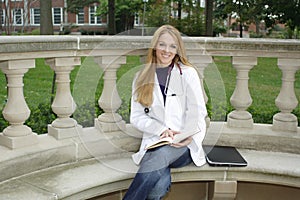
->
[158,32,177,43]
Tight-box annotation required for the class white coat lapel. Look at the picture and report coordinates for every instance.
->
[166,67,184,96]
[150,75,165,123]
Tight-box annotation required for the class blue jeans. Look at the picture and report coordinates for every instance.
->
[123,145,193,200]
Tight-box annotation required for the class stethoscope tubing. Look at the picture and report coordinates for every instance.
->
[145,62,183,114]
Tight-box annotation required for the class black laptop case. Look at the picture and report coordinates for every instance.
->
[203,145,248,167]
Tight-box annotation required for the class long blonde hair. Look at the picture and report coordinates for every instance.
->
[134,25,191,107]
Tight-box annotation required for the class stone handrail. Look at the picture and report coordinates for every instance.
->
[0,36,299,199]
[0,36,299,148]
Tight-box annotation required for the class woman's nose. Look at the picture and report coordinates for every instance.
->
[163,45,170,52]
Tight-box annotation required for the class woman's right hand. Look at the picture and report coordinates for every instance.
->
[160,129,179,139]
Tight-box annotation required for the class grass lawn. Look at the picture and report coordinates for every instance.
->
[0,56,299,133]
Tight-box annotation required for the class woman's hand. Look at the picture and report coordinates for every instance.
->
[160,129,179,139]
[171,136,193,148]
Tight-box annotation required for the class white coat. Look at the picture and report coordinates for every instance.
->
[130,62,207,166]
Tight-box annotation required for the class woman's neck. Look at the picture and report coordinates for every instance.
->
[156,62,173,68]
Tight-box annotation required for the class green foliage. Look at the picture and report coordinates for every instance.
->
[145,1,205,36]
[30,29,41,35]
[73,101,102,127]
[213,23,227,36]
[0,113,8,132]
[215,0,300,37]
[265,0,300,32]
[25,103,56,134]
[145,3,171,27]
[99,0,143,33]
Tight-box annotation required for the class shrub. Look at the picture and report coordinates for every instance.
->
[26,103,56,134]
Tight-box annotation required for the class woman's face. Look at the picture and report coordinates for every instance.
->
[155,32,177,67]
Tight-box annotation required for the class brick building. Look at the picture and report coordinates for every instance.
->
[0,0,107,34]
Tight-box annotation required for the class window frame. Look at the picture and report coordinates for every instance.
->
[76,7,84,25]
[30,8,40,25]
[89,5,101,25]
[12,8,23,26]
[52,7,63,25]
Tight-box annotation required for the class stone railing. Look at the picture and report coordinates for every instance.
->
[0,36,299,199]
[0,36,299,148]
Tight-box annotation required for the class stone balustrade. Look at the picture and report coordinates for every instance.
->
[0,36,299,199]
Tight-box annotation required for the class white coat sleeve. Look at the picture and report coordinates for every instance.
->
[181,67,207,138]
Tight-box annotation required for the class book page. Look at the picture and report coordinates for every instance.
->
[145,137,173,150]
[145,131,199,150]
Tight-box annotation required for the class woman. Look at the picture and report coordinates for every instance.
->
[123,25,207,200]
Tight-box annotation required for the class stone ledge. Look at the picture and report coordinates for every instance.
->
[0,123,299,190]
[0,149,299,200]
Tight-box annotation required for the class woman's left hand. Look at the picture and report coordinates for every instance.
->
[171,136,193,148]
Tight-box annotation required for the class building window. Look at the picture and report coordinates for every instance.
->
[53,7,63,25]
[1,9,4,25]
[89,6,101,24]
[76,7,84,24]
[31,8,40,25]
[13,8,23,25]
[134,13,139,26]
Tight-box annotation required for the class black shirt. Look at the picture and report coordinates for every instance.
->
[156,66,169,105]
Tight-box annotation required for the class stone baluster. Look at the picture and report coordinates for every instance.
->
[94,56,126,132]
[227,57,257,128]
[188,55,213,127]
[46,57,82,139]
[0,59,37,149]
[273,58,300,132]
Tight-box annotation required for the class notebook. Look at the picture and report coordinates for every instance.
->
[203,145,248,167]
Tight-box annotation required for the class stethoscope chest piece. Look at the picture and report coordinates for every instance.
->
[144,107,150,113]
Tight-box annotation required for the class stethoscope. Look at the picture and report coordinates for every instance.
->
[144,62,184,114]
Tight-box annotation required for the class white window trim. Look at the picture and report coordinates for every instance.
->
[12,8,23,26]
[89,5,102,25]
[1,9,4,25]
[52,7,63,25]
[76,7,84,25]
[30,8,40,25]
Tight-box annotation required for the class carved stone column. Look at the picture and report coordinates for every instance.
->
[46,57,82,139]
[273,58,300,132]
[227,57,257,128]
[94,56,126,132]
[0,59,37,149]
[188,55,213,127]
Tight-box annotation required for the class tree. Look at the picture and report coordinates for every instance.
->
[40,0,53,35]
[108,0,116,34]
[215,0,300,38]
[205,0,214,36]
[215,0,261,37]
[98,0,142,34]
[146,2,170,27]
[265,0,300,38]
[0,0,2,34]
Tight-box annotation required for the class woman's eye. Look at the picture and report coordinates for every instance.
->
[171,45,177,49]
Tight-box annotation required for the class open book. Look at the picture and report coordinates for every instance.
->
[145,131,197,150]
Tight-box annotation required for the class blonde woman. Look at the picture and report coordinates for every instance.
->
[123,25,207,200]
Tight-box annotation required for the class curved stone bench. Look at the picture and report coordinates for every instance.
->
[0,149,299,200]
